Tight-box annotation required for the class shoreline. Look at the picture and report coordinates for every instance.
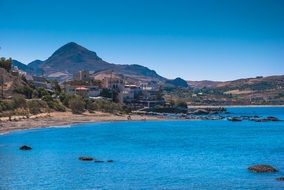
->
[0,111,164,135]
[187,105,284,108]
[1,105,283,135]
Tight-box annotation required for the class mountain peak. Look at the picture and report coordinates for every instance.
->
[52,42,87,55]
[61,42,82,49]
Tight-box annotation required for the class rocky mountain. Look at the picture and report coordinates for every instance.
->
[28,42,165,82]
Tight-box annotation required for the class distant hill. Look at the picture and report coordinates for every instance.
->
[215,76,284,91]
[189,76,284,91]
[26,42,165,82]
[185,75,284,105]
[188,80,222,89]
[12,60,33,74]
[28,60,44,75]
[166,77,189,88]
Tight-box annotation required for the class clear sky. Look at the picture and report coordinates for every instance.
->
[0,0,283,81]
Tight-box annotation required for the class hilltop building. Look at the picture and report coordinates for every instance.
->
[74,70,90,81]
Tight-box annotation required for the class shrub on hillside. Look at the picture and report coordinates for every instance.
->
[14,86,33,99]
[59,92,73,107]
[27,99,48,115]
[42,95,66,112]
[175,100,188,109]
[91,99,123,113]
[36,87,49,98]
[0,100,14,112]
[69,96,85,114]
[12,96,27,109]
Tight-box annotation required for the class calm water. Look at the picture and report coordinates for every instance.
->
[0,107,284,190]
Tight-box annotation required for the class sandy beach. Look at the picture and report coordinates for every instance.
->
[0,111,163,134]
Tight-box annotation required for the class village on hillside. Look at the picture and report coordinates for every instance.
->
[0,58,171,118]
[1,55,284,123]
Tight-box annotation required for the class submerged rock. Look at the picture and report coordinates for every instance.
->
[276,177,284,181]
[227,117,242,122]
[19,145,32,151]
[79,157,94,161]
[251,116,281,122]
[107,160,114,163]
[248,164,278,173]
[94,160,104,163]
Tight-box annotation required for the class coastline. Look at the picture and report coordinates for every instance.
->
[0,111,163,135]
[1,105,283,135]
[187,105,284,108]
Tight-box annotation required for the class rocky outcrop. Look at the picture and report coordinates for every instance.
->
[266,116,281,121]
[189,107,227,115]
[248,164,278,173]
[193,109,209,115]
[276,177,284,181]
[19,145,32,151]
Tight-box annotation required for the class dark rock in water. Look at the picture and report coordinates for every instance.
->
[266,116,280,121]
[241,116,250,120]
[276,177,284,181]
[254,118,268,122]
[248,164,278,173]
[19,145,32,150]
[227,117,242,122]
[107,160,114,163]
[252,116,281,122]
[79,157,94,161]
[94,160,104,163]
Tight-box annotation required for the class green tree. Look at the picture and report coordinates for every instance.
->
[100,88,112,98]
[37,87,49,98]
[42,94,65,112]
[51,80,61,95]
[0,57,12,72]
[59,92,73,107]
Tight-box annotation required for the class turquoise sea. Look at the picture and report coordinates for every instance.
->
[0,107,284,190]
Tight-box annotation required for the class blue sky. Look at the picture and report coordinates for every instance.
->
[0,0,283,81]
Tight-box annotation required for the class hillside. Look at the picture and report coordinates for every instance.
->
[0,68,32,98]
[189,76,284,91]
[178,75,284,105]
[188,80,222,89]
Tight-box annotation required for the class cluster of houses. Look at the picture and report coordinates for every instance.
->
[63,70,165,108]
[18,67,165,109]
